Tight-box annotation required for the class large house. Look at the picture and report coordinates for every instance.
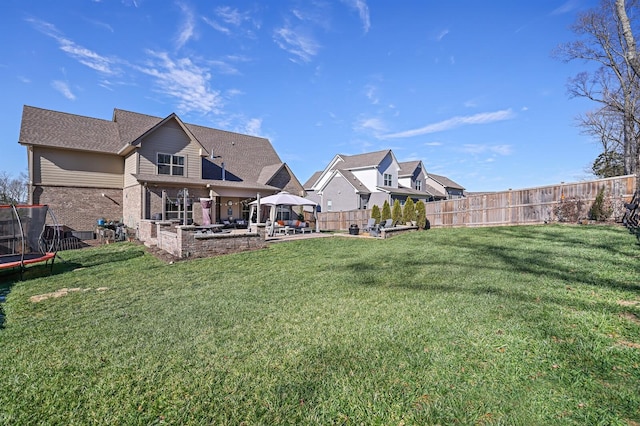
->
[303,149,464,212]
[18,105,303,235]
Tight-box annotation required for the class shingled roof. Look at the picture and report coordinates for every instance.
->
[19,106,122,153]
[428,173,465,190]
[337,149,392,169]
[20,105,286,187]
[398,160,421,177]
[303,171,322,189]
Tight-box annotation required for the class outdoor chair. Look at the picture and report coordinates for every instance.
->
[379,219,393,228]
[363,218,376,232]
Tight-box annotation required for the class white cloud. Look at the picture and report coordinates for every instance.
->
[273,24,320,63]
[136,50,223,115]
[243,118,263,136]
[436,29,449,41]
[355,117,387,134]
[461,144,513,156]
[216,6,248,26]
[175,2,196,49]
[551,0,579,15]
[424,141,442,146]
[52,80,76,100]
[27,18,118,75]
[364,84,379,105]
[202,16,230,34]
[382,109,515,139]
[203,6,258,37]
[341,0,371,33]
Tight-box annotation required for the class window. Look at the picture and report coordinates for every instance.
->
[275,205,291,221]
[165,196,192,223]
[383,173,392,186]
[157,153,185,176]
[327,200,332,211]
[415,180,422,191]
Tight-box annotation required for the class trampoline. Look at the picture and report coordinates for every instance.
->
[0,204,60,278]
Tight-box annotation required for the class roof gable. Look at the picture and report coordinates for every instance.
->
[428,173,465,190]
[119,113,207,156]
[398,160,423,177]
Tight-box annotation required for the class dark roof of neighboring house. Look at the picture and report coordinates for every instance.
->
[378,185,433,197]
[428,173,465,190]
[337,149,391,169]
[398,160,421,177]
[19,105,286,187]
[422,183,447,198]
[303,171,322,189]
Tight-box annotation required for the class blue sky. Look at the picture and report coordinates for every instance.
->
[1,0,602,192]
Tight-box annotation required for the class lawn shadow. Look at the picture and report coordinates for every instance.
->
[0,281,11,329]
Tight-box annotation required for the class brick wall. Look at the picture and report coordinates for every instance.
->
[179,228,266,258]
[33,185,123,232]
[123,185,142,228]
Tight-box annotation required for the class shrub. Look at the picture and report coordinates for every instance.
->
[554,197,585,222]
[392,199,403,225]
[381,201,391,221]
[371,205,381,224]
[403,197,416,223]
[589,186,613,221]
[415,200,426,229]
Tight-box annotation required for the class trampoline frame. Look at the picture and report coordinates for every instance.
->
[0,204,60,278]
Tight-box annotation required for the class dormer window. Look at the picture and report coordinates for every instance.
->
[158,153,184,176]
[383,173,393,186]
[415,180,422,191]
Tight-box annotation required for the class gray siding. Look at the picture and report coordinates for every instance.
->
[138,120,201,179]
[322,174,358,212]
[34,147,123,188]
[123,153,138,188]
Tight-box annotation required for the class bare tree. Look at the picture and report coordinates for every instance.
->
[616,0,640,77]
[578,108,626,177]
[0,171,28,204]
[556,0,640,177]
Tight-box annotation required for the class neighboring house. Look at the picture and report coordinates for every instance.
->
[18,105,303,234]
[304,149,452,212]
[426,173,466,199]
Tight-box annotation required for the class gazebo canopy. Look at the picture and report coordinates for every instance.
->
[252,191,317,207]
[249,191,318,234]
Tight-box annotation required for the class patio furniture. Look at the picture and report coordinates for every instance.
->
[379,219,393,228]
[363,218,376,232]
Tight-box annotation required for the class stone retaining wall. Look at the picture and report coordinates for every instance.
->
[146,222,267,258]
[380,225,418,239]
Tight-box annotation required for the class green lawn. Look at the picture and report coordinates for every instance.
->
[1,225,639,425]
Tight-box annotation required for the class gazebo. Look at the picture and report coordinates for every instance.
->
[249,191,318,235]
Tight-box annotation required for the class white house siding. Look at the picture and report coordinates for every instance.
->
[322,174,359,212]
[34,147,123,188]
[351,168,378,192]
[377,154,399,187]
[137,121,201,179]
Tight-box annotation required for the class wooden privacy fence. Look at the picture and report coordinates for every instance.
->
[317,175,637,230]
[317,209,372,231]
